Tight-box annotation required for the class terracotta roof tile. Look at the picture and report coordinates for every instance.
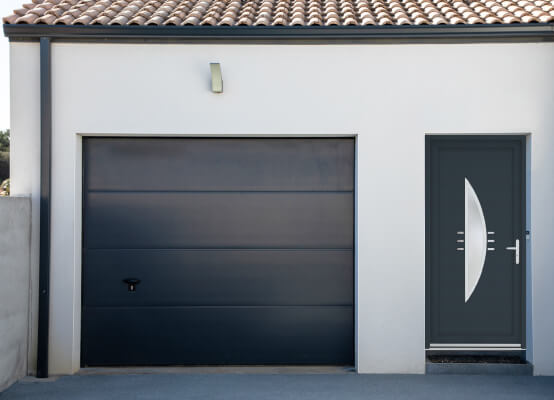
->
[3,0,554,26]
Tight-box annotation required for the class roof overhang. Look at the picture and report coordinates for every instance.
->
[4,23,554,43]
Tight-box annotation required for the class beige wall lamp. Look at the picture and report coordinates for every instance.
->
[210,63,223,94]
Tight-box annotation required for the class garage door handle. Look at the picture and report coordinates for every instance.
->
[123,278,141,292]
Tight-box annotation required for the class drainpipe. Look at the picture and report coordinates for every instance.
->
[37,36,51,379]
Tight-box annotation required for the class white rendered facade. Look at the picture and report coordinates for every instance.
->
[9,41,554,375]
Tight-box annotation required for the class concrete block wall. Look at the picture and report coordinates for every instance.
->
[0,196,31,392]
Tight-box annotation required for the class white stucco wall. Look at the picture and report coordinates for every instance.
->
[9,41,554,376]
[9,42,40,376]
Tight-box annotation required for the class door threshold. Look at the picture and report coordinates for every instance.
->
[426,348,525,351]
[427,344,524,351]
[77,366,355,376]
[427,348,526,358]
[426,361,532,376]
[426,353,531,376]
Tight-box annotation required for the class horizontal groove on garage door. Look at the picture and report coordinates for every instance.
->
[86,305,353,309]
[84,138,354,192]
[87,190,354,193]
[82,306,354,366]
[83,249,353,307]
[84,192,353,249]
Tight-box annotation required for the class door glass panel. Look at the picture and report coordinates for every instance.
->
[465,178,487,302]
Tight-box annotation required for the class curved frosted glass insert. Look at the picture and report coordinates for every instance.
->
[465,178,488,303]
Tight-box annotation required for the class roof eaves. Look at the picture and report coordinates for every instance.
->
[4,24,554,43]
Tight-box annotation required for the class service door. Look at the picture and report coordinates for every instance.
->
[82,138,354,366]
[427,136,525,350]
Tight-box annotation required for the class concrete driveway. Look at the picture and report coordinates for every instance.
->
[2,370,554,400]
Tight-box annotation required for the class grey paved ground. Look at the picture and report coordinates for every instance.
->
[2,372,554,400]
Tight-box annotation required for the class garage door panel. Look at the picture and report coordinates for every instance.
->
[83,249,353,307]
[85,138,354,192]
[82,138,354,366]
[82,306,354,366]
[84,192,353,249]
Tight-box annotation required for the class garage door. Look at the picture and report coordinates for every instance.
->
[82,138,354,366]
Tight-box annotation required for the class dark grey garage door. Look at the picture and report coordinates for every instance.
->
[82,138,354,366]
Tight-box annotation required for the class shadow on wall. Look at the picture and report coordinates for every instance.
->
[0,197,30,392]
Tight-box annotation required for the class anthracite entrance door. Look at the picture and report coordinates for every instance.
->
[426,136,525,350]
[81,138,354,366]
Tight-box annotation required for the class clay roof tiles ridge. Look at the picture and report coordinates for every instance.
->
[2,0,554,26]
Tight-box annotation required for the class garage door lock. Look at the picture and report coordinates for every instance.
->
[123,278,141,292]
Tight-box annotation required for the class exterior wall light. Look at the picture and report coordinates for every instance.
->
[210,63,223,94]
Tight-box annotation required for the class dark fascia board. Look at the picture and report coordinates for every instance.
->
[3,23,554,43]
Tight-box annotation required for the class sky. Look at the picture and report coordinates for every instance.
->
[0,0,26,131]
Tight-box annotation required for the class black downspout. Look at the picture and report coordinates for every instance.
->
[37,36,51,379]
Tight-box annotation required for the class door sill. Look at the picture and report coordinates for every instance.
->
[426,359,532,376]
[427,348,525,351]
[426,351,531,376]
[427,344,524,351]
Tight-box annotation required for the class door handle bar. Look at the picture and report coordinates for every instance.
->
[505,239,520,265]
